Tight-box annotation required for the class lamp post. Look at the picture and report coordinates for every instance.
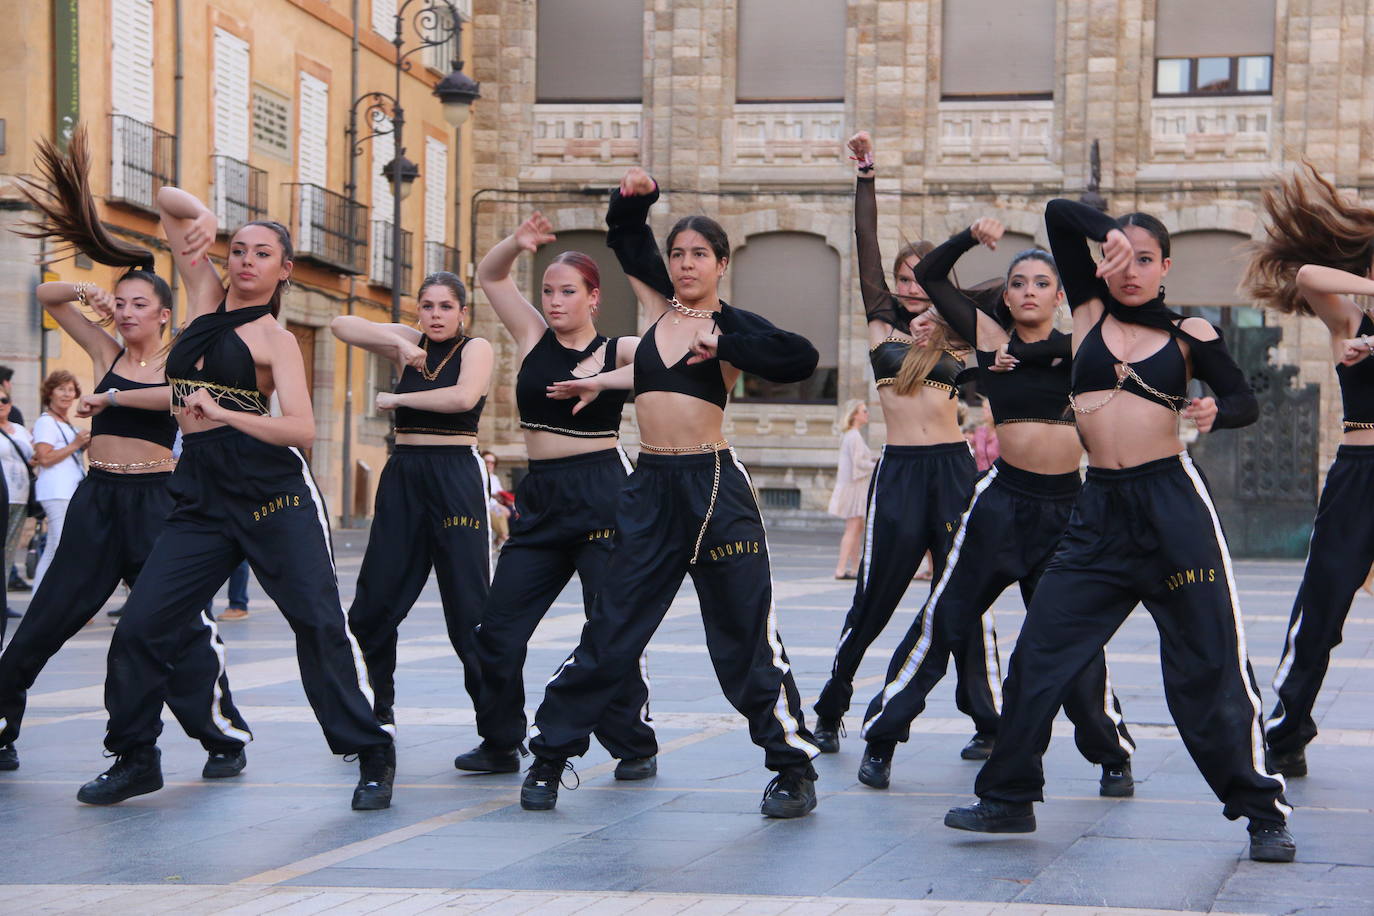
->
[340,0,480,516]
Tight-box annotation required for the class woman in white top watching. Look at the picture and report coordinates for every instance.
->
[30,370,88,589]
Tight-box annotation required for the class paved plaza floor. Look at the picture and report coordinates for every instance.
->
[1,528,1371,914]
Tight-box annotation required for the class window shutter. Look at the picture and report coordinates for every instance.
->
[297,72,329,187]
[736,0,846,102]
[941,0,1055,98]
[1156,0,1275,58]
[213,29,251,160]
[370,111,395,218]
[110,0,155,121]
[536,0,643,103]
[372,0,396,38]
[424,137,448,245]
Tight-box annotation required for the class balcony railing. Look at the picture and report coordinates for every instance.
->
[423,240,461,278]
[286,183,367,274]
[210,155,267,232]
[370,220,414,291]
[109,114,176,213]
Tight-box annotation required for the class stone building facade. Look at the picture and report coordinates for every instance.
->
[465,0,1374,554]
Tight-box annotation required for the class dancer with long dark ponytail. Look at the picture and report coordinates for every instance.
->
[522,168,822,816]
[0,130,250,776]
[332,272,493,739]
[944,197,1295,864]
[453,212,656,778]
[813,132,1001,759]
[1245,165,1374,780]
[854,216,1134,794]
[75,177,393,810]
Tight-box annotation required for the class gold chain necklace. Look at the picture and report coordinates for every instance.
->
[418,337,463,382]
[669,298,715,324]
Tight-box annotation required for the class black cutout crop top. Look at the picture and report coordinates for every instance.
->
[92,353,177,448]
[1338,314,1374,425]
[1071,312,1189,412]
[977,332,1075,425]
[634,316,729,409]
[517,330,627,438]
[394,336,485,436]
[868,338,963,397]
[166,303,271,415]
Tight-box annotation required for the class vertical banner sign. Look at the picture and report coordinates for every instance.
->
[52,0,79,149]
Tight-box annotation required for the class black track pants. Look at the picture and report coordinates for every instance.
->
[0,470,249,752]
[475,448,655,759]
[975,453,1289,823]
[348,444,490,718]
[1266,444,1374,754]
[815,443,1000,732]
[530,448,818,770]
[104,428,390,755]
[860,460,1133,764]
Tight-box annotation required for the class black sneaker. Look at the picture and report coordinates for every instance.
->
[521,756,576,811]
[857,744,893,790]
[77,746,163,805]
[760,764,817,818]
[1266,745,1307,778]
[1099,761,1134,798]
[944,798,1036,833]
[453,743,524,773]
[960,733,996,760]
[0,744,17,771]
[813,717,844,754]
[350,744,396,811]
[613,755,658,781]
[374,705,395,728]
[1248,819,1296,863]
[202,748,247,779]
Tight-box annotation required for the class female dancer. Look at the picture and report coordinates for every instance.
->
[0,132,250,776]
[944,197,1294,864]
[854,220,1134,794]
[454,211,655,778]
[332,271,493,736]
[813,132,1001,758]
[1245,165,1374,779]
[29,370,88,590]
[828,400,875,580]
[522,168,821,817]
[77,181,393,810]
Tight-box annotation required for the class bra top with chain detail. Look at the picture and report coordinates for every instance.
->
[394,335,486,435]
[869,337,964,397]
[1071,312,1188,411]
[976,331,1074,425]
[166,303,272,415]
[91,352,178,448]
[1338,314,1374,425]
[634,315,729,409]
[516,329,627,438]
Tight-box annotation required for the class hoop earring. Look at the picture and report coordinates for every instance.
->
[282,279,294,295]
[1158,284,1166,298]
[459,319,466,337]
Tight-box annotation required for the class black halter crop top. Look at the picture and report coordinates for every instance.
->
[1071,312,1189,412]
[634,316,729,409]
[516,329,627,438]
[91,353,178,448]
[869,337,963,397]
[166,303,272,415]
[394,335,485,436]
[1338,314,1374,426]
[977,331,1074,425]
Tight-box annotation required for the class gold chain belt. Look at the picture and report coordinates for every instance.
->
[1343,420,1374,431]
[521,421,618,438]
[997,417,1077,427]
[89,456,177,472]
[639,439,730,564]
[639,439,729,454]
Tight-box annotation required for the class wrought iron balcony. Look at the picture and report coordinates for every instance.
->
[370,220,414,292]
[109,114,176,213]
[286,182,368,274]
[423,240,461,278]
[210,155,267,232]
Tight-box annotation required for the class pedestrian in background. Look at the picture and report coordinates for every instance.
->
[828,399,875,579]
[30,370,88,590]
[0,396,34,596]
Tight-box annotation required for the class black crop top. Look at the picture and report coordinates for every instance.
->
[166,303,271,415]
[394,336,485,436]
[868,339,963,397]
[1338,314,1374,425]
[976,332,1075,425]
[92,354,177,448]
[635,316,729,409]
[1071,312,1190,412]
[517,330,627,438]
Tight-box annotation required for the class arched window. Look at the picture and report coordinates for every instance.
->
[530,230,638,339]
[729,231,839,403]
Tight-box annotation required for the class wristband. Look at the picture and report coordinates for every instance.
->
[106,388,120,407]
[1363,335,1373,354]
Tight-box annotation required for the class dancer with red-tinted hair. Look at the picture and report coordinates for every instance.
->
[454,212,657,778]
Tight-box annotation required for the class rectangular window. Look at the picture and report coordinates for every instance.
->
[212,29,251,161]
[372,0,396,38]
[423,136,448,246]
[369,110,395,218]
[110,0,155,121]
[297,72,329,187]
[1154,56,1273,96]
[941,0,1054,99]
[1155,0,1275,95]
[736,0,845,102]
[536,0,643,103]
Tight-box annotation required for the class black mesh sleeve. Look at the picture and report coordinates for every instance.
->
[913,228,981,348]
[854,177,907,332]
[1045,198,1119,311]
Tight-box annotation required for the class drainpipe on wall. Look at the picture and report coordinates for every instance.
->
[171,0,184,326]
[340,0,361,528]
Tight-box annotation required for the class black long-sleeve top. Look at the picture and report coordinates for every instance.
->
[853,176,911,334]
[604,186,818,384]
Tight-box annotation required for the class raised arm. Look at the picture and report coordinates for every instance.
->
[330,316,426,372]
[36,282,122,372]
[377,337,493,414]
[476,212,555,355]
[157,186,227,318]
[1044,198,1132,314]
[606,168,672,323]
[914,220,1010,352]
[1295,264,1374,339]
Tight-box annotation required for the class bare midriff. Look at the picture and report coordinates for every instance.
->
[993,422,1083,475]
[523,428,619,461]
[87,435,175,474]
[876,386,965,447]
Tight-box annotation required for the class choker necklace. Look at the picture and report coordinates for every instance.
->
[669,298,715,324]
